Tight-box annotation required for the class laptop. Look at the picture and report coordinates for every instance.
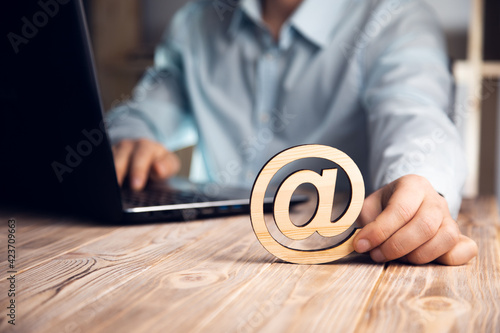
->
[0,0,307,222]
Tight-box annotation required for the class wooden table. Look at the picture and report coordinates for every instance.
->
[0,196,499,333]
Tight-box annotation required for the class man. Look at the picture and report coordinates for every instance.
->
[107,0,478,265]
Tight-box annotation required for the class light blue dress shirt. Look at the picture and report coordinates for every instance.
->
[107,0,467,217]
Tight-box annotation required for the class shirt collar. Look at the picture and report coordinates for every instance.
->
[290,0,348,48]
[228,0,263,39]
[228,0,348,48]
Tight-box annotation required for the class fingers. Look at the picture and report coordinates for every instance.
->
[396,216,458,264]
[129,140,158,190]
[436,234,478,266]
[369,198,444,262]
[112,139,180,190]
[353,174,478,266]
[150,151,181,181]
[112,140,134,186]
[354,179,424,253]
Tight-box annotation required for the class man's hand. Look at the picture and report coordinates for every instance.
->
[112,139,180,191]
[353,175,478,265]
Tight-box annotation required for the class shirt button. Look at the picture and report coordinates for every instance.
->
[260,114,270,123]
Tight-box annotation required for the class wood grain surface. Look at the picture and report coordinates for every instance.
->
[0,197,498,333]
[357,196,500,333]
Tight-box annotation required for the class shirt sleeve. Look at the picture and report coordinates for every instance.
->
[105,7,197,152]
[361,1,467,218]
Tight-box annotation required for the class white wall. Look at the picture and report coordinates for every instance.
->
[423,0,471,59]
[423,0,471,32]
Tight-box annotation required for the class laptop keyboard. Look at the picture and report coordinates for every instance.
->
[122,189,222,207]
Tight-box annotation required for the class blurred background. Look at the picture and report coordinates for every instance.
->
[82,0,500,205]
